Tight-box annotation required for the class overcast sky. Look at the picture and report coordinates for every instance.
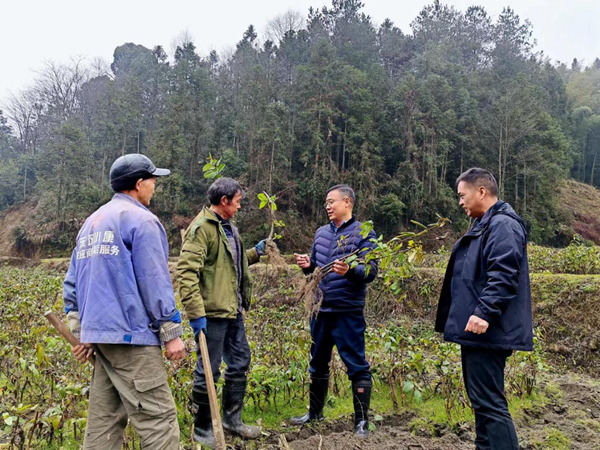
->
[1,0,599,104]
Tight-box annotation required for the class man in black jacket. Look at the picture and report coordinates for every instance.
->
[291,184,378,437]
[436,168,533,450]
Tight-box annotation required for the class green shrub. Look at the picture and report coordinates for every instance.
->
[528,235,600,274]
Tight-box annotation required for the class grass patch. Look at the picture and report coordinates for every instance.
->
[575,418,600,432]
[532,427,572,449]
[241,381,405,431]
[508,388,550,422]
[412,394,473,432]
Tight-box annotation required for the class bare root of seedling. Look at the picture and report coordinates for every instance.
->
[297,268,324,320]
[264,240,287,267]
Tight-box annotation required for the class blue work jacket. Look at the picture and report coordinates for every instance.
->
[63,193,180,346]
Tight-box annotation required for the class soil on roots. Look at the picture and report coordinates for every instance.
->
[297,268,323,319]
[264,240,288,267]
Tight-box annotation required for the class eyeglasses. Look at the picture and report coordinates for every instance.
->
[323,198,347,208]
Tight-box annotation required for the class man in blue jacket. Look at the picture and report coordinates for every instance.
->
[63,154,185,450]
[291,184,378,438]
[435,168,533,450]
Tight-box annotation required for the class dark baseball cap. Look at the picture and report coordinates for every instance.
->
[109,154,170,182]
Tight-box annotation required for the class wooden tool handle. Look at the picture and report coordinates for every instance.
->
[44,310,95,365]
[199,330,226,450]
[45,310,80,346]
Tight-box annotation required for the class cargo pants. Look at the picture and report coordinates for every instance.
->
[83,344,180,450]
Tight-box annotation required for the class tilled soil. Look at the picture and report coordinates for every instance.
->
[518,374,600,449]
[206,372,600,450]
[265,417,473,450]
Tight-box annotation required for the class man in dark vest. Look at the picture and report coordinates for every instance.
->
[291,184,378,438]
[436,168,533,449]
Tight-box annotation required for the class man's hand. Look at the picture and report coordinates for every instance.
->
[164,337,186,361]
[294,253,311,269]
[465,315,489,334]
[190,317,207,340]
[71,343,94,364]
[332,259,350,276]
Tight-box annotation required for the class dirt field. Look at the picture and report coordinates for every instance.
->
[179,372,599,450]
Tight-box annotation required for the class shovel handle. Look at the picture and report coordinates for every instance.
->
[44,310,95,365]
[199,330,226,449]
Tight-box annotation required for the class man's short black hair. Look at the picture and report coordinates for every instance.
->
[327,184,356,206]
[207,177,243,205]
[456,168,498,196]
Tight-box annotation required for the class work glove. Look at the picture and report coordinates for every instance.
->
[189,316,207,340]
[255,239,267,256]
[66,310,81,339]
[159,321,183,343]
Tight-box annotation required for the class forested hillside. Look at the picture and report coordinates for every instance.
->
[1,0,599,255]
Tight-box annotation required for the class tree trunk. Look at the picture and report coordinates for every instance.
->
[101,150,107,187]
[429,134,434,195]
[341,118,347,170]
[582,134,589,182]
[523,161,527,215]
[514,165,519,209]
[421,131,426,194]
[57,157,65,221]
[288,112,295,177]
[591,151,597,187]
[498,125,503,197]
[23,166,27,201]
[269,140,275,194]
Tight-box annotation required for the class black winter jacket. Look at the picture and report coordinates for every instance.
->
[435,201,533,351]
[305,217,378,312]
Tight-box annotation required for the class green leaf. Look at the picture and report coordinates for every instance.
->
[410,220,427,229]
[36,343,44,366]
[414,389,423,404]
[359,220,374,238]
[202,155,224,179]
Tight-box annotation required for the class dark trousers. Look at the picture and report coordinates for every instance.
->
[461,346,519,450]
[309,311,371,382]
[193,312,251,392]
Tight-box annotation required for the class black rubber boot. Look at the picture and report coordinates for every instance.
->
[291,375,329,425]
[192,389,214,448]
[222,377,261,439]
[352,380,372,438]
